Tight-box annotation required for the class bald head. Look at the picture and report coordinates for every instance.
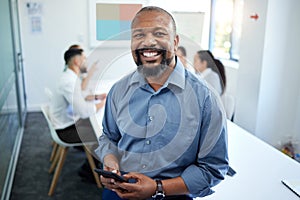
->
[131,6,177,36]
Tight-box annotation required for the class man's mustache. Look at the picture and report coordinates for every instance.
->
[135,47,167,54]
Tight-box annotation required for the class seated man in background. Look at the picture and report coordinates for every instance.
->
[67,44,98,91]
[49,48,106,182]
[50,48,106,144]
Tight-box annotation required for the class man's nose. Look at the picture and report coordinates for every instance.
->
[142,33,157,47]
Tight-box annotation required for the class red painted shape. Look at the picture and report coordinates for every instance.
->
[250,13,259,20]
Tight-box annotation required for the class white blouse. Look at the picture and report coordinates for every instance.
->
[197,68,222,95]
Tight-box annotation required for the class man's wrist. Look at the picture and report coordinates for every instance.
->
[152,179,165,199]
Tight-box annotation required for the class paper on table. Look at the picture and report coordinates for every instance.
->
[281,179,300,197]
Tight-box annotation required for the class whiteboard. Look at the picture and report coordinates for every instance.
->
[173,12,205,45]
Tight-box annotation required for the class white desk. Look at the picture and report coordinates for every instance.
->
[89,108,104,138]
[88,79,116,138]
[198,121,300,200]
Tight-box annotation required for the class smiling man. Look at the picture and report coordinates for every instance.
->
[131,7,178,91]
[96,6,229,200]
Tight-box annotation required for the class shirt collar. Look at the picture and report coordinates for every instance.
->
[129,56,185,90]
[167,57,185,89]
[65,68,79,79]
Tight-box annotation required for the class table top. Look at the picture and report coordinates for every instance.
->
[198,121,300,200]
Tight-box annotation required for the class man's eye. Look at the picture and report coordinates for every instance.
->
[133,33,144,38]
[154,32,166,37]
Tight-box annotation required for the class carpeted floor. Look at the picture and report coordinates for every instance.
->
[10,112,102,200]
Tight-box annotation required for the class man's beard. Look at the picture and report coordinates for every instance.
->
[135,48,173,78]
[80,67,87,73]
[80,62,88,73]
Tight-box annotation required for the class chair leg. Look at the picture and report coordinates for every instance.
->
[49,146,61,173]
[48,147,68,196]
[50,142,58,162]
[83,146,102,188]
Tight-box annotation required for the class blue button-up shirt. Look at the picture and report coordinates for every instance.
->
[96,60,229,197]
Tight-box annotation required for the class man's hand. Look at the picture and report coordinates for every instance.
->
[85,93,107,101]
[113,172,156,200]
[100,154,121,191]
[95,93,107,100]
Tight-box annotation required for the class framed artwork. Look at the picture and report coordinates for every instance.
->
[89,0,145,48]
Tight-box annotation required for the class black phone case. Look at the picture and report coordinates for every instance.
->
[94,168,128,182]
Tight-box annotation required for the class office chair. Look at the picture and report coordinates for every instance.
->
[41,105,102,196]
[44,87,58,162]
[221,93,235,121]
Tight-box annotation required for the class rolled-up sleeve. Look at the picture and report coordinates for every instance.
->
[181,92,229,197]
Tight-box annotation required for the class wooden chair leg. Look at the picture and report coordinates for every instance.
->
[49,146,61,173]
[84,146,102,188]
[50,142,58,162]
[48,147,68,196]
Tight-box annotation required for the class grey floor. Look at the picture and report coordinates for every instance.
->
[10,112,102,200]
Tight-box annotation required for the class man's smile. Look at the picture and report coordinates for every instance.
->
[136,48,165,63]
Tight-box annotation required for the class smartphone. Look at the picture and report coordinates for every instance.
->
[94,168,128,183]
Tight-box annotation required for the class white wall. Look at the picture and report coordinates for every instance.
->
[234,0,268,133]
[235,0,300,146]
[19,0,89,110]
[256,0,300,146]
[295,88,300,141]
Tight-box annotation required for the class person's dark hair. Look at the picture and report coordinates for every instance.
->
[214,59,226,94]
[197,50,226,94]
[68,44,81,50]
[64,48,83,65]
[131,6,177,35]
[178,46,187,57]
[197,50,216,71]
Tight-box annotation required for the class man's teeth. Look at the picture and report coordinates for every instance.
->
[143,52,158,57]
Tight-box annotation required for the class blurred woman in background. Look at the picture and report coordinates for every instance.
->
[193,50,226,95]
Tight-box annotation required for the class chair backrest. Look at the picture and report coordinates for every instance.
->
[221,94,235,121]
[41,105,78,147]
[41,105,94,147]
[44,87,53,101]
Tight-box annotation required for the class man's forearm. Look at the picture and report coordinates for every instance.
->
[161,177,189,196]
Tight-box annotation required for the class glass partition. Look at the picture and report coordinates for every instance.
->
[0,0,26,198]
[0,82,20,196]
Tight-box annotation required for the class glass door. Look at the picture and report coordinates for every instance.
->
[10,0,27,125]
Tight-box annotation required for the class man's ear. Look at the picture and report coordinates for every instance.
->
[73,55,80,66]
[174,34,179,52]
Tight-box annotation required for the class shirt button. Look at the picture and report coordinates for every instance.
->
[142,164,147,169]
[146,140,151,145]
[149,116,153,121]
